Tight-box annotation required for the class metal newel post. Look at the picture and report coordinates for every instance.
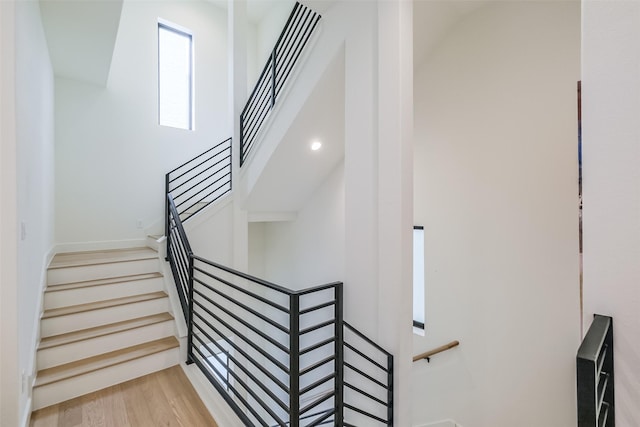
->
[186,254,195,365]
[290,293,300,427]
[165,176,170,261]
[335,283,344,426]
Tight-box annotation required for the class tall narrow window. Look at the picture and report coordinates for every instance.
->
[158,21,193,130]
[413,226,425,330]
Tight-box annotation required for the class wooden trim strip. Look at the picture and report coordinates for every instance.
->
[413,340,460,362]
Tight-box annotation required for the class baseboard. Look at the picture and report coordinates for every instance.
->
[54,238,149,254]
[20,396,32,427]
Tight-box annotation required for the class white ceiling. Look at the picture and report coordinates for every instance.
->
[40,0,123,86]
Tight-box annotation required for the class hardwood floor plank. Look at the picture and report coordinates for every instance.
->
[30,366,217,427]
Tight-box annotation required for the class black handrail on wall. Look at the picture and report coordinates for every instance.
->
[577,314,615,427]
[240,2,321,166]
[166,193,394,426]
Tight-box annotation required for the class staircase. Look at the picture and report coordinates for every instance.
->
[33,247,180,410]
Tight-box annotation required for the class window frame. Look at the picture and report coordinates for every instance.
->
[157,19,194,130]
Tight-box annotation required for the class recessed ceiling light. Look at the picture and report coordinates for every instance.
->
[311,141,322,151]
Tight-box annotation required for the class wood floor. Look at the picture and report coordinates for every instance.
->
[30,366,218,427]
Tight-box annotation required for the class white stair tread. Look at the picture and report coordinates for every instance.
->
[49,247,158,270]
[34,336,179,387]
[45,272,163,292]
[39,313,174,350]
[42,291,167,319]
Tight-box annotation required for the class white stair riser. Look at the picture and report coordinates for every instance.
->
[41,298,169,337]
[47,259,159,286]
[37,320,175,370]
[32,348,180,410]
[44,277,164,309]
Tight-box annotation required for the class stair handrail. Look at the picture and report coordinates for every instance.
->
[413,340,460,363]
[240,2,321,166]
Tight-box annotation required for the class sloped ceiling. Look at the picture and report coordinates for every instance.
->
[40,0,123,86]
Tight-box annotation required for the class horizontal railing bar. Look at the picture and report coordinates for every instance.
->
[191,324,291,414]
[297,281,342,296]
[344,342,387,372]
[175,172,230,211]
[193,300,291,376]
[242,72,273,129]
[167,137,231,175]
[177,180,231,220]
[276,15,321,96]
[168,148,230,188]
[168,238,189,295]
[300,373,335,397]
[276,12,318,84]
[194,276,290,334]
[344,382,388,407]
[190,348,256,426]
[272,2,302,53]
[274,7,309,75]
[191,316,291,397]
[193,255,296,296]
[300,337,335,356]
[413,340,459,362]
[191,340,276,427]
[344,322,393,357]
[170,155,230,195]
[242,100,272,149]
[300,319,335,336]
[305,409,335,427]
[343,403,387,424]
[193,286,290,354]
[241,53,274,118]
[299,300,335,315]
[300,355,334,377]
[193,265,290,314]
[344,362,388,390]
[299,389,334,417]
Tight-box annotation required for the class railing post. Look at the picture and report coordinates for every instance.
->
[186,254,195,365]
[387,354,394,426]
[289,293,300,427]
[165,175,170,261]
[271,49,277,108]
[335,284,344,426]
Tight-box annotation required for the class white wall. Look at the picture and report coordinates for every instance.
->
[257,163,344,290]
[412,2,580,426]
[55,0,229,245]
[14,1,56,425]
[582,1,640,425]
[0,1,19,425]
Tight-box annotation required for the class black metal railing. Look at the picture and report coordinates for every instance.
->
[240,2,321,166]
[343,323,393,426]
[166,193,394,426]
[165,137,232,233]
[577,314,615,427]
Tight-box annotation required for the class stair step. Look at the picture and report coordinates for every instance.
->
[35,336,179,388]
[48,247,158,269]
[37,313,176,370]
[39,313,174,350]
[44,273,164,309]
[42,291,167,319]
[47,248,160,285]
[46,272,163,292]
